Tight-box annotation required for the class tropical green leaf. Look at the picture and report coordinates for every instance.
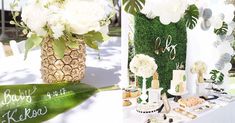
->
[209,69,224,85]
[83,31,109,50]
[84,38,99,50]
[84,31,108,42]
[123,0,145,15]
[24,34,42,60]
[214,22,228,35]
[101,33,110,42]
[184,4,199,29]
[0,83,119,123]
[217,73,224,85]
[53,38,66,59]
[210,69,219,81]
[67,40,78,49]
[66,36,79,49]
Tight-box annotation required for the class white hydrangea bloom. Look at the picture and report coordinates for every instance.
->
[21,0,107,37]
[63,0,106,35]
[141,0,188,25]
[47,4,65,39]
[21,1,48,36]
[130,54,158,78]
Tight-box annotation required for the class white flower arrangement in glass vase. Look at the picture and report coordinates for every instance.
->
[130,54,158,103]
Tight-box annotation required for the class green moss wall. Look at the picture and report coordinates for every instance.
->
[134,13,187,93]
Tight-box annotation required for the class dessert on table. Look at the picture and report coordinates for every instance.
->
[178,97,205,108]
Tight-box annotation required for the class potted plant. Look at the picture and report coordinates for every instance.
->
[10,0,113,83]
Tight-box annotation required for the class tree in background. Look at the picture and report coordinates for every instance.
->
[111,0,121,27]
[232,40,235,64]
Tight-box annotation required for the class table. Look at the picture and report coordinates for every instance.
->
[188,100,235,123]
[2,36,235,123]
[0,37,121,87]
[123,97,235,123]
[0,37,122,123]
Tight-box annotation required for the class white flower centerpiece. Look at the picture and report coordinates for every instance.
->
[191,61,207,83]
[141,0,188,25]
[10,0,113,83]
[130,54,158,103]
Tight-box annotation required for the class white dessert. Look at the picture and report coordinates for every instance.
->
[170,70,186,93]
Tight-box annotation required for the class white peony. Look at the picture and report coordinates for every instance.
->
[129,54,158,78]
[47,5,65,39]
[63,0,106,35]
[21,1,48,36]
[21,0,107,37]
[141,0,188,25]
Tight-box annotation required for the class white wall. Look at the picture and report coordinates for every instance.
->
[186,18,221,94]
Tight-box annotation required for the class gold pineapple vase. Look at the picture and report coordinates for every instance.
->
[41,39,86,83]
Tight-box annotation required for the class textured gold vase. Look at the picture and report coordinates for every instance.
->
[41,38,86,83]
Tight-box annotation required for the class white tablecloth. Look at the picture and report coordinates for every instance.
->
[188,100,235,123]
[123,98,235,123]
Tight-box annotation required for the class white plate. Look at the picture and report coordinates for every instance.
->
[167,89,188,96]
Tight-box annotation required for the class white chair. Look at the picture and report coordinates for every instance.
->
[0,42,6,58]
[10,40,41,56]
[9,40,20,55]
[16,40,40,54]
[17,40,26,53]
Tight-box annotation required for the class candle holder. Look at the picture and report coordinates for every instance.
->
[140,77,148,104]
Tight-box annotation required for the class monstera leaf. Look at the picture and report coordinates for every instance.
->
[209,69,224,85]
[123,0,145,15]
[214,22,228,35]
[0,83,119,123]
[184,4,199,29]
